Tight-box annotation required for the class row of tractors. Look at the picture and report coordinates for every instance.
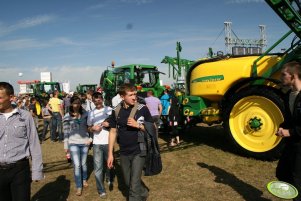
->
[99,0,301,160]
[19,80,98,99]
[18,80,62,99]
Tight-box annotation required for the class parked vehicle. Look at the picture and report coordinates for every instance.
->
[163,0,301,159]
[100,64,166,105]
[76,84,97,94]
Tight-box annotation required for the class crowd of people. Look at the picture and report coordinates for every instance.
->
[2,60,300,201]
[9,83,182,148]
[0,82,181,201]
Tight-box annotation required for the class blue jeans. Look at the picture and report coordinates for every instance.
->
[41,118,51,140]
[69,144,89,188]
[50,112,63,141]
[93,144,113,194]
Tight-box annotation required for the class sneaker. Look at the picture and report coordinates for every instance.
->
[99,192,107,199]
[83,180,88,187]
[108,181,113,191]
[76,188,82,196]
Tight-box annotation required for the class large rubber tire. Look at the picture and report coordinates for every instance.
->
[223,87,285,160]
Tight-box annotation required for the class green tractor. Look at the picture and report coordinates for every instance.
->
[76,84,97,94]
[162,0,301,159]
[32,81,62,99]
[100,64,166,105]
[22,81,62,116]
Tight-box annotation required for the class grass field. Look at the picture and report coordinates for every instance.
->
[31,125,283,201]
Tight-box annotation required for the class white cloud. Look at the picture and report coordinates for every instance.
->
[17,15,56,28]
[0,37,84,51]
[87,0,153,11]
[153,35,216,48]
[0,65,104,93]
[0,15,57,36]
[226,0,264,3]
[122,57,151,64]
[120,0,153,5]
[0,38,49,50]
[87,3,106,10]
[52,37,83,46]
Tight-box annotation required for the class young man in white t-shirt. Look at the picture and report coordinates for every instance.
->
[87,92,113,199]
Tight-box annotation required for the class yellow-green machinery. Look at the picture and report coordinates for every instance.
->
[76,84,97,94]
[100,64,166,105]
[164,0,301,159]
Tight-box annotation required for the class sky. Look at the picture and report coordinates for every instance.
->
[0,0,294,92]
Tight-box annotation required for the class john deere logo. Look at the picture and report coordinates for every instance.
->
[192,75,224,83]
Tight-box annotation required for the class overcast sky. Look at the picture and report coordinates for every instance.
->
[0,0,292,92]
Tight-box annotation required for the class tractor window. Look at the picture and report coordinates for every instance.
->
[124,71,131,84]
[116,69,131,86]
[44,84,52,93]
[39,84,44,93]
[90,85,96,91]
[54,83,60,91]
[116,74,124,86]
[82,86,87,93]
[140,70,156,87]
[42,83,60,93]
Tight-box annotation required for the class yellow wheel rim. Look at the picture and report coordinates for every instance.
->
[229,96,284,153]
[183,98,189,105]
[184,109,190,116]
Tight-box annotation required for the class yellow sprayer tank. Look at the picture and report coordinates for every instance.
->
[189,55,282,102]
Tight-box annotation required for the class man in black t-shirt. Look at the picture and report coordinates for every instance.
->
[108,84,153,201]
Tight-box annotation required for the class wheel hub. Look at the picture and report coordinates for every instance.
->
[249,116,263,131]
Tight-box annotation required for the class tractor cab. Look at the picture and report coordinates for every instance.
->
[100,64,166,105]
[112,64,165,98]
[34,82,62,99]
[76,84,97,94]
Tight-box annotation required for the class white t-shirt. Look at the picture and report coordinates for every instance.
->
[87,106,112,144]
[1,108,18,120]
[85,99,96,112]
[112,94,122,108]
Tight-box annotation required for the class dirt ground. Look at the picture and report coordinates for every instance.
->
[31,125,283,201]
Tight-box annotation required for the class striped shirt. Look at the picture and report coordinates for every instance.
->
[0,108,43,180]
[63,111,91,150]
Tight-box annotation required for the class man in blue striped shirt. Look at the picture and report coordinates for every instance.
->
[0,82,43,201]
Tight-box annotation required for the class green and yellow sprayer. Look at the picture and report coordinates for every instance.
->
[162,0,301,159]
